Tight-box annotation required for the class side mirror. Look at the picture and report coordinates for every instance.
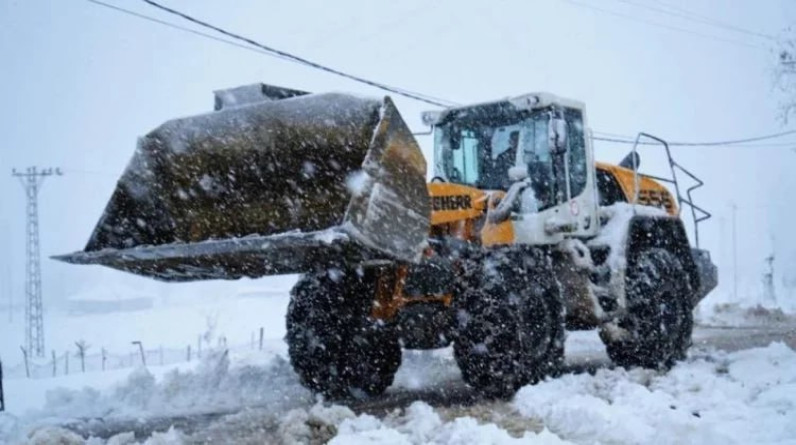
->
[619,152,641,170]
[549,117,568,155]
[508,165,529,182]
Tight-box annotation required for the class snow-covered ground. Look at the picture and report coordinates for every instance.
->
[3,341,794,444]
[1,280,795,444]
[329,342,796,444]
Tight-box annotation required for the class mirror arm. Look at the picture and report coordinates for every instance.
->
[488,180,528,223]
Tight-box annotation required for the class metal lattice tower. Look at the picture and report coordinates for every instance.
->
[11,167,61,357]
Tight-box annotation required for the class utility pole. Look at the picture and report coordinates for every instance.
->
[4,261,11,324]
[11,166,62,358]
[1,221,12,324]
[763,253,776,305]
[731,202,738,302]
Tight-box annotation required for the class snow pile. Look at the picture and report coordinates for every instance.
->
[696,302,796,327]
[331,401,570,445]
[8,424,185,445]
[279,403,358,444]
[392,349,460,390]
[24,426,184,445]
[26,426,85,444]
[514,342,796,444]
[32,350,311,421]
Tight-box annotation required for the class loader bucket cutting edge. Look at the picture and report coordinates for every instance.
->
[54,92,431,281]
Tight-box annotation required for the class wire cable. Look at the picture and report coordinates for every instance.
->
[593,129,796,146]
[562,0,768,51]
[86,0,297,64]
[88,0,456,107]
[611,0,775,41]
[592,130,796,148]
[88,0,793,149]
[137,0,457,107]
[649,0,777,41]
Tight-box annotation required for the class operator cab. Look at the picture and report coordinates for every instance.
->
[424,93,590,213]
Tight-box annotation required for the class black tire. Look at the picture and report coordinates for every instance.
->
[453,248,565,397]
[602,248,694,369]
[286,268,401,399]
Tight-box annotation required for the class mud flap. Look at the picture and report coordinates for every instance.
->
[691,248,718,304]
[627,215,716,304]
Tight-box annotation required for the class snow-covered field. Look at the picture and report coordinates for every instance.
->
[1,282,795,444]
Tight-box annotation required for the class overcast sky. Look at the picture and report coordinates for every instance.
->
[1,0,795,312]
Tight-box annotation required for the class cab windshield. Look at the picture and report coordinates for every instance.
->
[433,103,586,211]
[434,103,551,191]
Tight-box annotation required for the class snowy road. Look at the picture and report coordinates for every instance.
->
[50,323,796,443]
[330,324,796,416]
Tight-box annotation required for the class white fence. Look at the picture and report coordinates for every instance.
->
[5,327,268,380]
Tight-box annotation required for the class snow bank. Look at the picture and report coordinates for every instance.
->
[331,401,571,445]
[21,426,184,445]
[31,350,312,421]
[514,342,796,444]
[696,302,796,327]
[0,349,312,443]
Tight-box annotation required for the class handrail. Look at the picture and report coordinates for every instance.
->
[629,132,711,248]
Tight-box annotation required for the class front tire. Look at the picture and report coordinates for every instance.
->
[453,249,565,397]
[602,248,694,369]
[286,268,401,399]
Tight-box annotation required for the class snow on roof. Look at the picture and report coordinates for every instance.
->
[422,92,586,126]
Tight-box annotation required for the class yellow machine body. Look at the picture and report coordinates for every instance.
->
[375,165,678,320]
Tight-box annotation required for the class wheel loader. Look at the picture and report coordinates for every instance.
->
[56,83,718,398]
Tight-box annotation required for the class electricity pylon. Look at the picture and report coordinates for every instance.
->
[11,166,62,357]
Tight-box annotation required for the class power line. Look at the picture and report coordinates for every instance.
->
[594,135,796,148]
[87,0,300,65]
[592,129,796,146]
[89,0,792,149]
[649,0,779,42]
[562,0,768,51]
[87,0,455,107]
[611,0,775,41]
[134,0,457,107]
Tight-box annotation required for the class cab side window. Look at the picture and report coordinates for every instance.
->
[565,109,588,198]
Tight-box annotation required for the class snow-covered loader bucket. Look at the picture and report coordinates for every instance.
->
[54,92,430,281]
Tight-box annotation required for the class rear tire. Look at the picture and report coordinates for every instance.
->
[286,268,401,399]
[602,248,694,369]
[453,249,564,397]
